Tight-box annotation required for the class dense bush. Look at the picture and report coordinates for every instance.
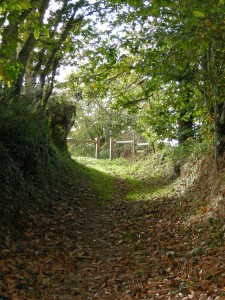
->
[0,101,50,192]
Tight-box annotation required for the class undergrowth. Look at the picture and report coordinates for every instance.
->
[0,101,50,195]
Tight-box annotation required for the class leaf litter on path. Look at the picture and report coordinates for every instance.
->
[0,182,225,299]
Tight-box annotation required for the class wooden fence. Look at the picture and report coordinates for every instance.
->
[67,137,100,159]
[67,134,149,160]
[109,134,149,160]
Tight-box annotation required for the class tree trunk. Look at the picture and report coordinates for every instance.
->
[213,100,225,158]
[14,0,50,97]
[177,111,194,145]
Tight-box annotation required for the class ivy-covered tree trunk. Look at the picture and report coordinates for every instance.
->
[202,42,225,166]
[177,112,194,145]
[48,99,76,150]
[213,100,225,158]
[176,82,195,145]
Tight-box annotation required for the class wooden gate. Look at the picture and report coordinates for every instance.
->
[109,133,149,160]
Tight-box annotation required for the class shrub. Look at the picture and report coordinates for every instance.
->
[0,101,50,192]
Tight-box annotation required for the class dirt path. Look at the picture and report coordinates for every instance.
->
[0,181,225,299]
[69,197,225,300]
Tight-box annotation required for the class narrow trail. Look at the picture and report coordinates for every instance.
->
[69,195,225,300]
[0,178,224,299]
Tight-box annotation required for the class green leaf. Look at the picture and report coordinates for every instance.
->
[220,0,225,4]
[108,0,122,4]
[193,10,205,18]
[106,0,143,5]
[34,27,40,39]
[42,27,50,38]
[19,0,31,10]
[127,0,143,6]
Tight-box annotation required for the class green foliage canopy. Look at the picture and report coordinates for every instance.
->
[0,0,225,162]
[64,0,225,158]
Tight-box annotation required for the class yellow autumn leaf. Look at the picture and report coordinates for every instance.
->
[149,227,154,233]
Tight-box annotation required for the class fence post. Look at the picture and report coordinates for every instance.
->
[110,138,115,160]
[95,137,100,159]
[133,132,136,158]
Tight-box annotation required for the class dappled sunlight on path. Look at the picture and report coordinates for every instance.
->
[0,157,224,299]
